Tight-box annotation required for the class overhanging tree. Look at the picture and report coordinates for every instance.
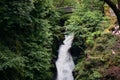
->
[103,0,120,28]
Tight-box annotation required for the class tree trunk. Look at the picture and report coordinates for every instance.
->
[104,0,120,28]
[117,0,120,10]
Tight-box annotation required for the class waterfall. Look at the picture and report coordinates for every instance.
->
[55,33,75,80]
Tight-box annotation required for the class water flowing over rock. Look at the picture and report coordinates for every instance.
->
[55,33,75,80]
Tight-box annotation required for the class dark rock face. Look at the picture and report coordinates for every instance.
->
[70,46,81,64]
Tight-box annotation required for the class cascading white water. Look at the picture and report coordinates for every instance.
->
[55,33,75,80]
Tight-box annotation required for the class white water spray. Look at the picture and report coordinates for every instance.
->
[55,33,75,80]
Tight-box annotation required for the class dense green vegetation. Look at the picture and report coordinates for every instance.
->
[0,0,58,80]
[0,0,120,80]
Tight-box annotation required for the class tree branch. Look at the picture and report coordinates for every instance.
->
[104,0,120,27]
[104,0,119,14]
[117,0,120,10]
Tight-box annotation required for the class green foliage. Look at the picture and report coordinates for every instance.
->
[54,0,78,7]
[0,0,58,80]
[81,33,120,80]
[0,0,119,80]
[64,0,115,80]
[80,0,104,10]
[71,18,120,79]
[65,2,109,49]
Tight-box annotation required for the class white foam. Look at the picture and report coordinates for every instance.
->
[55,33,75,80]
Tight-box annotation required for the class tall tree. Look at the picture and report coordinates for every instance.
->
[0,0,57,80]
